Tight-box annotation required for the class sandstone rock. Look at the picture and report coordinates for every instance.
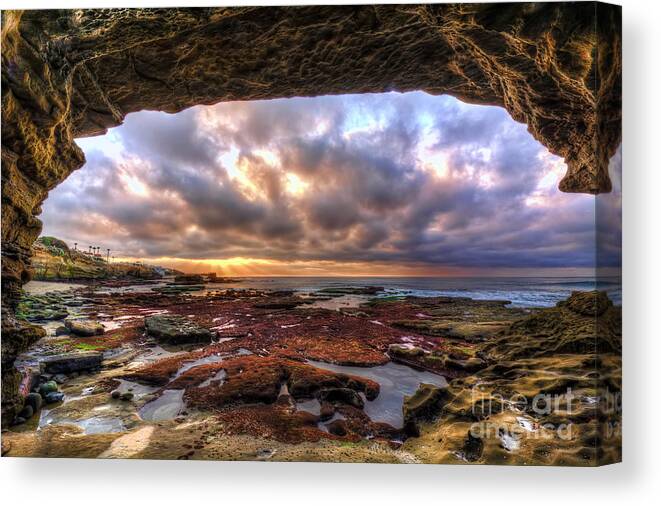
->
[144,315,213,344]
[41,351,103,374]
[403,383,449,436]
[173,274,204,285]
[461,432,484,462]
[388,344,427,359]
[389,344,486,377]
[561,290,612,316]
[483,290,621,361]
[64,318,105,337]
[442,356,486,374]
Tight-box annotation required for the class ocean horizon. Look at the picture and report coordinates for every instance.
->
[195,275,622,308]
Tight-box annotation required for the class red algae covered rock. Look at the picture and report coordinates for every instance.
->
[215,404,333,444]
[175,355,380,410]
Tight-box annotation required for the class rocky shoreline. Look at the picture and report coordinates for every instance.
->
[2,280,621,465]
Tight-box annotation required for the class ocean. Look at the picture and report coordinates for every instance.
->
[199,276,622,308]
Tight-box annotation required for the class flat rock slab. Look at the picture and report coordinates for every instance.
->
[144,315,213,344]
[41,351,103,374]
[65,318,105,337]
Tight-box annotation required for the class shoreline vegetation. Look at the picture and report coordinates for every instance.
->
[4,249,621,464]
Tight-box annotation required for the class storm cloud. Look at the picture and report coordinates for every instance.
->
[39,91,611,275]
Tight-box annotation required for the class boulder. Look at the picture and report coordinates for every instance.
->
[24,392,43,412]
[53,374,68,384]
[144,315,213,344]
[402,383,449,436]
[54,326,69,336]
[561,290,612,316]
[443,356,486,374]
[41,351,103,374]
[38,380,58,397]
[44,392,65,404]
[65,318,105,337]
[316,387,364,409]
[388,344,428,360]
[18,405,34,419]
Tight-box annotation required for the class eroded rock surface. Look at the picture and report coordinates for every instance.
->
[144,315,213,344]
[1,4,621,424]
[3,284,620,464]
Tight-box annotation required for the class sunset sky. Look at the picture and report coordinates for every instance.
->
[40,91,618,277]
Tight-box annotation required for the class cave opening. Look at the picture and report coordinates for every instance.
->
[37,91,599,280]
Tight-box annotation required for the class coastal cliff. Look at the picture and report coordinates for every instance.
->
[31,236,176,280]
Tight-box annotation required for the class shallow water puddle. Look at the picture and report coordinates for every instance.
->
[307,359,447,428]
[499,429,521,451]
[133,345,187,365]
[211,319,236,331]
[173,348,252,379]
[296,398,321,416]
[318,412,346,433]
[103,315,142,330]
[199,369,227,388]
[39,410,126,434]
[115,379,158,399]
[139,389,185,421]
[309,294,369,310]
[23,280,86,294]
[174,354,225,378]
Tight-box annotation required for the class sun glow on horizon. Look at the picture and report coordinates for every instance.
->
[112,255,595,279]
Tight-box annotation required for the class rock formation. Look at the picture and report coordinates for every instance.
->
[1,4,622,423]
[31,236,169,280]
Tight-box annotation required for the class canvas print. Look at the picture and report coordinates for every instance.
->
[1,3,621,465]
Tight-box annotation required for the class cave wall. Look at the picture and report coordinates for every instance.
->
[1,3,621,423]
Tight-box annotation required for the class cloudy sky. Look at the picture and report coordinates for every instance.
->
[40,91,614,276]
